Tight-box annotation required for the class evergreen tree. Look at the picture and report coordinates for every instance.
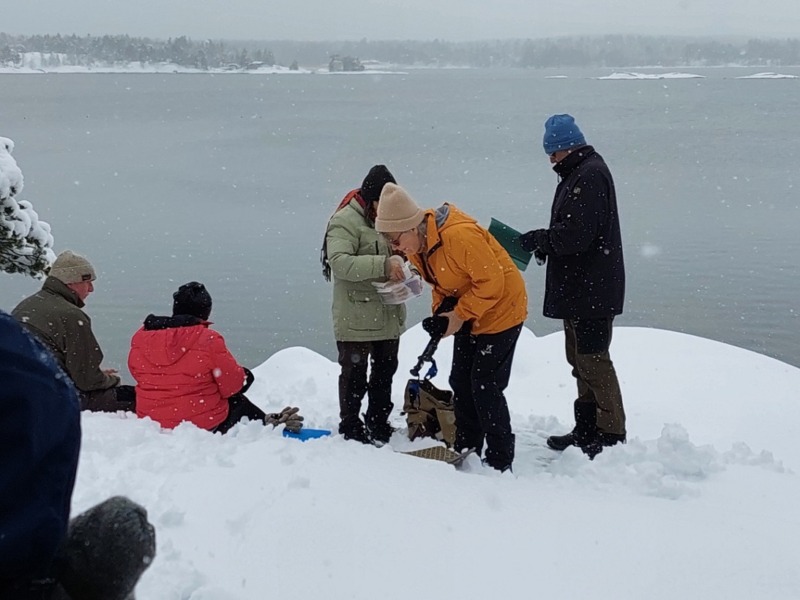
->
[0,137,55,278]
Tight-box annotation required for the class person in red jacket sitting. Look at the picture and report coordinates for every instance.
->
[128,282,302,434]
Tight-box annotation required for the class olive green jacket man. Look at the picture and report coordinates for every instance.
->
[12,276,119,392]
[325,196,406,342]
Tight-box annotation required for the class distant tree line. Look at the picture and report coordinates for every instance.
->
[0,33,276,69]
[516,35,800,67]
[2,33,800,69]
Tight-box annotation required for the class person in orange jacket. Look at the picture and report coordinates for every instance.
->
[374,183,527,472]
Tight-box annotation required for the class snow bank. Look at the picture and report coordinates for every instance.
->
[73,325,800,599]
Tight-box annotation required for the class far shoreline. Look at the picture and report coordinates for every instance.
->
[2,65,798,79]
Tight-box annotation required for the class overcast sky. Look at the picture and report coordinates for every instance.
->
[4,0,799,41]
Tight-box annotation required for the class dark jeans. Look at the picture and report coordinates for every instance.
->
[336,339,399,433]
[1,496,156,600]
[449,324,521,471]
[79,385,136,413]
[212,394,268,434]
[564,317,626,435]
[212,369,267,434]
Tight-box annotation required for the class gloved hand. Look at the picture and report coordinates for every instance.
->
[422,315,449,338]
[534,249,547,266]
[519,229,550,255]
[266,406,304,433]
[518,230,537,253]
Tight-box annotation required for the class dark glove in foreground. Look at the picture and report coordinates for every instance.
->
[54,496,156,600]
[266,406,304,433]
[422,315,449,338]
[534,249,547,266]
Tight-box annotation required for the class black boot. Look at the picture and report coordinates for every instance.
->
[338,417,372,444]
[580,431,626,459]
[483,433,515,473]
[365,420,395,445]
[547,400,597,451]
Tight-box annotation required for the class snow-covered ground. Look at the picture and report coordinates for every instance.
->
[597,71,706,79]
[0,62,313,75]
[0,53,407,74]
[735,71,798,79]
[2,59,796,80]
[74,324,800,600]
[596,70,799,80]
[0,64,411,75]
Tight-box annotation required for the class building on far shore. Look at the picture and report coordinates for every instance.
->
[328,55,365,72]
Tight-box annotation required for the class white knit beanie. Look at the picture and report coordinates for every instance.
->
[49,250,96,284]
[375,183,425,233]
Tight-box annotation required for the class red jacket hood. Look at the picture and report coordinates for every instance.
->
[133,315,211,367]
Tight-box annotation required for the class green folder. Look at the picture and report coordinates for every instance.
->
[488,218,533,271]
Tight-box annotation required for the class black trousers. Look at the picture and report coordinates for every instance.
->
[211,394,267,434]
[449,324,521,471]
[336,339,399,432]
[79,385,136,413]
[212,369,267,434]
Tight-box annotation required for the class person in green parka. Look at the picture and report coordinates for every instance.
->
[321,165,406,444]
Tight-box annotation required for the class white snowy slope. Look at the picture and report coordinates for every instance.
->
[73,325,800,600]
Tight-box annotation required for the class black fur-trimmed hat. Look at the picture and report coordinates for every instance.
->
[172,282,212,320]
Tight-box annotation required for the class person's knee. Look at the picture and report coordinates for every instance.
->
[57,496,156,600]
[573,318,612,354]
[382,357,399,375]
[576,352,613,378]
[114,385,137,411]
[448,374,469,398]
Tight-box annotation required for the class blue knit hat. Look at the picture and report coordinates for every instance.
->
[542,114,586,155]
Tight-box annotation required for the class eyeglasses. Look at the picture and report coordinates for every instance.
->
[383,231,406,247]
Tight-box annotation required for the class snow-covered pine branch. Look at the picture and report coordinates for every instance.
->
[0,137,55,277]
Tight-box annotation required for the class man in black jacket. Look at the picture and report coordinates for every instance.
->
[520,114,627,458]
